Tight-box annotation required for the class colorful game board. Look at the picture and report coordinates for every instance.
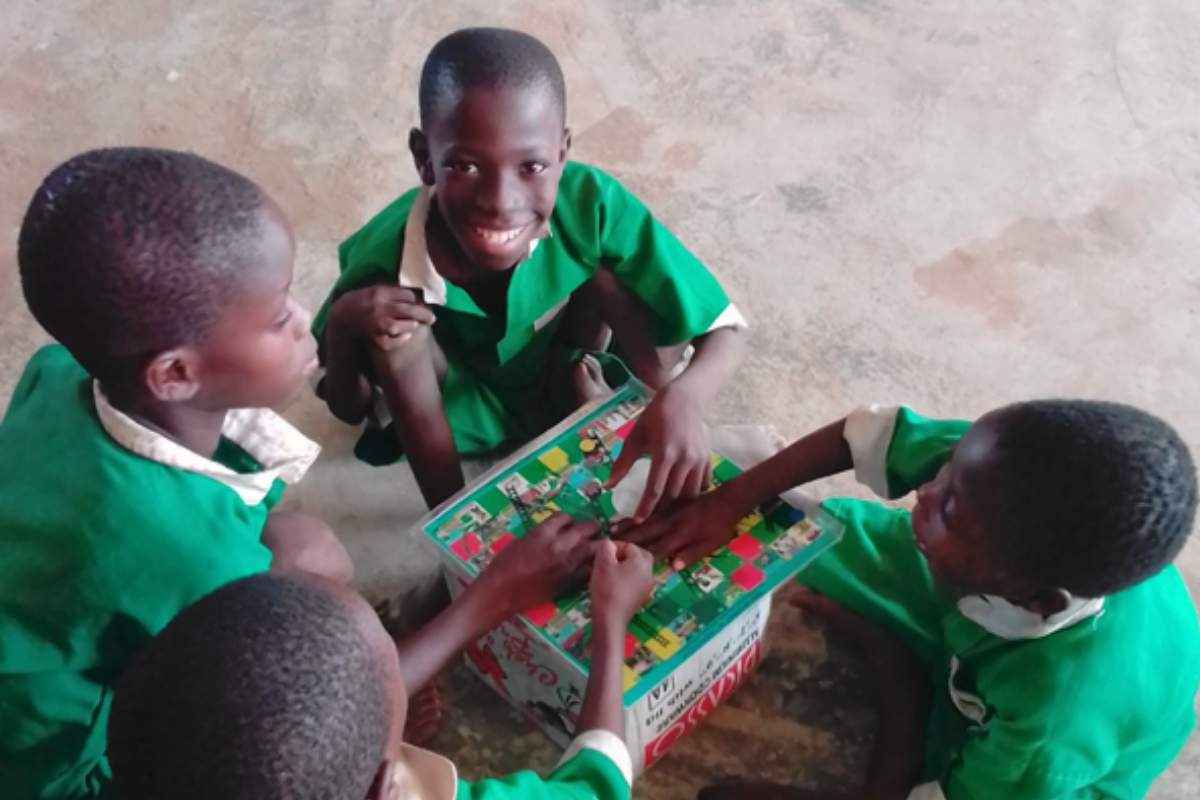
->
[422,382,840,704]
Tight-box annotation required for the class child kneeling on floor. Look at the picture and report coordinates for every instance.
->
[625,401,1200,800]
[107,516,655,800]
[0,148,350,800]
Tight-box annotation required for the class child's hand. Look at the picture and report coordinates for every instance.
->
[605,385,711,522]
[331,284,437,351]
[469,513,601,618]
[589,540,656,628]
[615,489,743,570]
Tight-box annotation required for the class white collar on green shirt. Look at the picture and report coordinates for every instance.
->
[392,729,633,800]
[398,187,552,306]
[92,382,320,506]
[959,592,1105,640]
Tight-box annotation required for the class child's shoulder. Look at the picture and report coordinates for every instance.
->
[339,186,424,269]
[3,344,88,425]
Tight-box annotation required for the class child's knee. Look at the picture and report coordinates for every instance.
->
[263,511,354,585]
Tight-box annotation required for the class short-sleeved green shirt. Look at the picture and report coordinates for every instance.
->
[313,162,745,460]
[0,346,317,800]
[801,407,1200,800]
[457,745,631,800]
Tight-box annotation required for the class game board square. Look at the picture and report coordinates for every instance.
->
[449,533,482,563]
[728,534,762,559]
[730,563,765,591]
[523,603,556,627]
[490,533,515,552]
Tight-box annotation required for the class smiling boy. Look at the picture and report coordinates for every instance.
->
[314,28,745,513]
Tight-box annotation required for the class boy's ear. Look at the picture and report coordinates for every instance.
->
[366,761,397,800]
[560,128,573,163]
[142,349,202,404]
[409,128,435,186]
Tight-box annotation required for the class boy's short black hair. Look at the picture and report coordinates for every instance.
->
[108,573,390,800]
[986,400,1197,598]
[419,27,566,127]
[18,147,268,386]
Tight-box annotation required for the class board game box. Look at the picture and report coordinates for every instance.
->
[417,381,841,774]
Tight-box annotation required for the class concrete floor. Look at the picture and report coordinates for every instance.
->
[2,0,1198,796]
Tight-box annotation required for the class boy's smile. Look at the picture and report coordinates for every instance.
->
[412,82,570,279]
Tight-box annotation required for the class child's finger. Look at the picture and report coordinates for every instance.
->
[671,540,720,572]
[661,462,689,510]
[683,462,705,501]
[386,319,421,337]
[604,441,641,489]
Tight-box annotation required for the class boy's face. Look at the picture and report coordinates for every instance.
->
[411,83,571,275]
[186,202,319,411]
[910,414,1018,597]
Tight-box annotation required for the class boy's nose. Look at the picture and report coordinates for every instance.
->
[290,297,313,334]
[477,170,521,216]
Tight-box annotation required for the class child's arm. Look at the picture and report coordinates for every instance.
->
[577,540,657,737]
[321,285,436,424]
[605,326,744,523]
[395,514,600,692]
[455,541,654,800]
[618,417,852,567]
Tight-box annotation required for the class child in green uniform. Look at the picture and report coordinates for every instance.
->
[315,28,745,513]
[623,401,1200,800]
[107,515,656,800]
[0,148,351,800]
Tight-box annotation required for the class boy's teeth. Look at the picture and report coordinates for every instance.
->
[475,226,525,245]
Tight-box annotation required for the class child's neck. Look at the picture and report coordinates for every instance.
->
[107,390,228,458]
[426,210,515,318]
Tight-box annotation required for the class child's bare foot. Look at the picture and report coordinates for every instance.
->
[403,679,445,746]
[573,355,614,405]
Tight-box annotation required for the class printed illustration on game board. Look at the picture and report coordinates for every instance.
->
[422,383,839,702]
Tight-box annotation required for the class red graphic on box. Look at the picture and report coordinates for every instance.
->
[491,533,515,553]
[465,643,509,696]
[616,420,637,440]
[728,534,762,560]
[730,563,765,591]
[625,633,638,659]
[503,631,560,687]
[643,642,763,769]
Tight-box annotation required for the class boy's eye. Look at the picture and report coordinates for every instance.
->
[273,311,293,330]
[523,162,549,175]
[449,161,479,174]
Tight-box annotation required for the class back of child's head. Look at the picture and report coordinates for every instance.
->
[108,572,390,800]
[18,147,269,387]
[419,27,566,127]
[983,400,1196,598]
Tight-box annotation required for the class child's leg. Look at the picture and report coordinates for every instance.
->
[560,266,689,394]
[262,511,354,585]
[368,327,465,509]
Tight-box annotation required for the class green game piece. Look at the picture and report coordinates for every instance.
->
[478,488,510,517]
[750,522,783,546]
[708,550,744,576]
[597,492,617,518]
[519,459,552,485]
[690,596,723,625]
[712,458,741,484]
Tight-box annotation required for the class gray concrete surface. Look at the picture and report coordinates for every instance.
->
[1,0,1197,796]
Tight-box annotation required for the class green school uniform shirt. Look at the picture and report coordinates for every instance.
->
[312,161,746,461]
[799,405,1200,800]
[0,346,320,800]
[395,729,633,800]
